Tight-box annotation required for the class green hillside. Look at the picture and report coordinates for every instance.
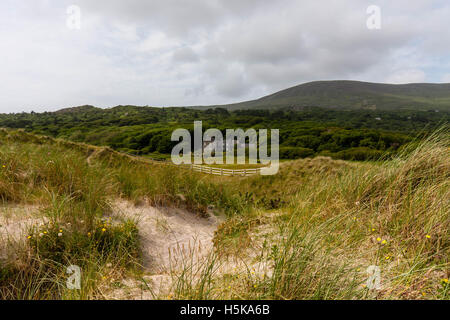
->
[1,105,447,161]
[196,81,450,111]
[1,80,448,161]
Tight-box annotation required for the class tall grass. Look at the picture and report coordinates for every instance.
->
[0,128,448,299]
[0,129,248,299]
[176,128,449,300]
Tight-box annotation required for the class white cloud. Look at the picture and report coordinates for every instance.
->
[441,74,450,83]
[385,69,426,84]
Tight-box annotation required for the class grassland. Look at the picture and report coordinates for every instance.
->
[0,127,448,300]
[202,81,450,111]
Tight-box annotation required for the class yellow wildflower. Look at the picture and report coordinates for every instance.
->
[442,278,449,284]
[381,240,387,245]
[376,237,381,242]
[425,235,431,239]
[102,228,106,232]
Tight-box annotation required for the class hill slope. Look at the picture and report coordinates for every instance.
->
[198,81,450,111]
[0,128,448,300]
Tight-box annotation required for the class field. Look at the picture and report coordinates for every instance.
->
[0,127,448,300]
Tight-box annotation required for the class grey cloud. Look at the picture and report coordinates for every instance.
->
[172,47,199,63]
[190,0,424,97]
[77,0,278,37]
[1,0,449,112]
[213,63,249,98]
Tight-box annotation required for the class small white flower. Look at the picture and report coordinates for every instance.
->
[39,233,44,237]
[58,232,63,237]
[355,201,360,206]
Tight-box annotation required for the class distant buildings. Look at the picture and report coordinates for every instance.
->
[203,137,257,153]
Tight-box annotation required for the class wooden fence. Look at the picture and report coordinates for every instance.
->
[124,153,262,176]
[190,164,261,176]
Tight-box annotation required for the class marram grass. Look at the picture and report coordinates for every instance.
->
[0,127,448,299]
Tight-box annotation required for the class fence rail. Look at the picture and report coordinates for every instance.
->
[190,164,261,176]
[122,152,262,177]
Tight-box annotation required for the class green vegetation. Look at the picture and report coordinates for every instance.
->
[0,105,447,161]
[0,127,448,300]
[0,129,245,299]
[171,128,449,300]
[201,80,450,111]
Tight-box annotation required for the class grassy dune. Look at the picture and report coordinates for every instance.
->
[205,129,449,299]
[0,128,448,300]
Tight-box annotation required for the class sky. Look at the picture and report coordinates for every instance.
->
[1,0,449,113]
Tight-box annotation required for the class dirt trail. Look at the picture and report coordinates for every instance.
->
[114,201,219,272]
[106,201,275,300]
[107,201,221,299]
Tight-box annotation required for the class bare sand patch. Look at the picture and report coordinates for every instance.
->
[105,201,220,299]
[105,201,275,300]
[0,204,43,261]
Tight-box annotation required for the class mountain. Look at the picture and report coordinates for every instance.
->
[54,105,101,114]
[194,80,450,111]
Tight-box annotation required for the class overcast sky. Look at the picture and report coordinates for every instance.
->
[1,0,449,113]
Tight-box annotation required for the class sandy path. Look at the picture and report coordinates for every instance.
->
[107,201,220,299]
[114,200,219,272]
